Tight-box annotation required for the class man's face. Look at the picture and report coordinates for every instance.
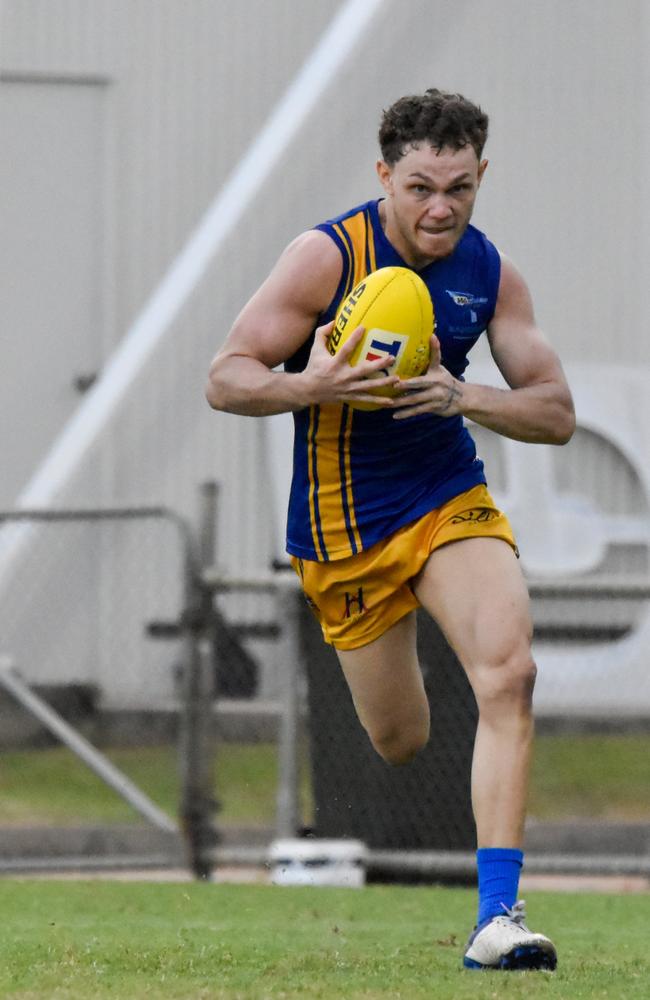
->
[377,144,487,268]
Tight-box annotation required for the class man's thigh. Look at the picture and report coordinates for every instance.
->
[413,537,533,678]
[291,485,516,651]
[336,611,429,737]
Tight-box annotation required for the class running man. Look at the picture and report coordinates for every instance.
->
[206,88,575,971]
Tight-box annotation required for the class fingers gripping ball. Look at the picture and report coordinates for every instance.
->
[329,266,434,410]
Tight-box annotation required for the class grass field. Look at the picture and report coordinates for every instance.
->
[0,737,648,997]
[0,881,648,999]
[0,733,648,827]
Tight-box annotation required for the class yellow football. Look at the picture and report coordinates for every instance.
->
[328,266,434,410]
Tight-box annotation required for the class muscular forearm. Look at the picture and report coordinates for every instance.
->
[459,380,575,444]
[205,355,311,416]
[207,327,403,416]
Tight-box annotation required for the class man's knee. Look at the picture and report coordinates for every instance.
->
[474,647,537,712]
[369,716,430,766]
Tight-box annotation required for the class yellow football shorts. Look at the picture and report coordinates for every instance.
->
[290,484,517,650]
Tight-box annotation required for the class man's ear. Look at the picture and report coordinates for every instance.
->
[477,158,489,185]
[376,159,393,194]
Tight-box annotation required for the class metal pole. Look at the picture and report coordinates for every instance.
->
[177,483,220,879]
[198,481,219,568]
[275,576,302,839]
[0,660,177,833]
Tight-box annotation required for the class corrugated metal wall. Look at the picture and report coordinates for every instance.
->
[1,0,649,706]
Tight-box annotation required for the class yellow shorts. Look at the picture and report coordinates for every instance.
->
[290,484,517,650]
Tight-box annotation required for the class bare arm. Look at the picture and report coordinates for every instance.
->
[205,230,400,416]
[392,255,576,444]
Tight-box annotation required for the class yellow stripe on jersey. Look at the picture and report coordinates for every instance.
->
[310,404,348,558]
[332,223,354,299]
[339,212,369,291]
[309,209,376,558]
[341,403,362,552]
[306,405,326,561]
[365,209,377,272]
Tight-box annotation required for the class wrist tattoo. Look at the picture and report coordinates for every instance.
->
[442,382,462,412]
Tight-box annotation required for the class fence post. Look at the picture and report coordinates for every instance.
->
[178,482,220,878]
[275,577,302,839]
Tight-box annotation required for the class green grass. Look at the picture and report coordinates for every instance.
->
[0,882,648,999]
[0,745,180,826]
[530,733,650,821]
[0,743,295,827]
[0,733,649,827]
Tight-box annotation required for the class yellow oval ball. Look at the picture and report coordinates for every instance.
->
[329,266,434,410]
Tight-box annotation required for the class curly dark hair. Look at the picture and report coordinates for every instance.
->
[378,88,489,165]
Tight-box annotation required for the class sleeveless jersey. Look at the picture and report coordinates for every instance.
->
[285,198,501,562]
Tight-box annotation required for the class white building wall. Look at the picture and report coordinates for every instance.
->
[1,0,649,706]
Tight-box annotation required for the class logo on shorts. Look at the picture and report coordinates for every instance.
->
[343,587,366,619]
[450,508,498,525]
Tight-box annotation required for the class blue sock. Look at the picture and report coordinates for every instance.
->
[476,847,524,926]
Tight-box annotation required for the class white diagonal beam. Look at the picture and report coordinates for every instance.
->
[0,0,385,585]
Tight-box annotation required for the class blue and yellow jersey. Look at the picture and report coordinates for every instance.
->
[285,198,501,562]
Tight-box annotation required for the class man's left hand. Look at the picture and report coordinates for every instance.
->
[392,334,464,419]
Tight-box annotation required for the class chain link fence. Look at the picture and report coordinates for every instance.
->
[1,498,650,880]
[0,502,223,878]
[0,509,189,710]
[209,576,650,881]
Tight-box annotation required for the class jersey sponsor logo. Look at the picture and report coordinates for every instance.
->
[446,289,488,308]
[446,289,488,328]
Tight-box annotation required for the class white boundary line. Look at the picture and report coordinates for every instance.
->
[0,0,385,580]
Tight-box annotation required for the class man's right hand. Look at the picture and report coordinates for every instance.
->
[301,321,400,407]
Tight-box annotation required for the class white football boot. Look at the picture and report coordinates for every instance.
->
[463,900,557,971]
